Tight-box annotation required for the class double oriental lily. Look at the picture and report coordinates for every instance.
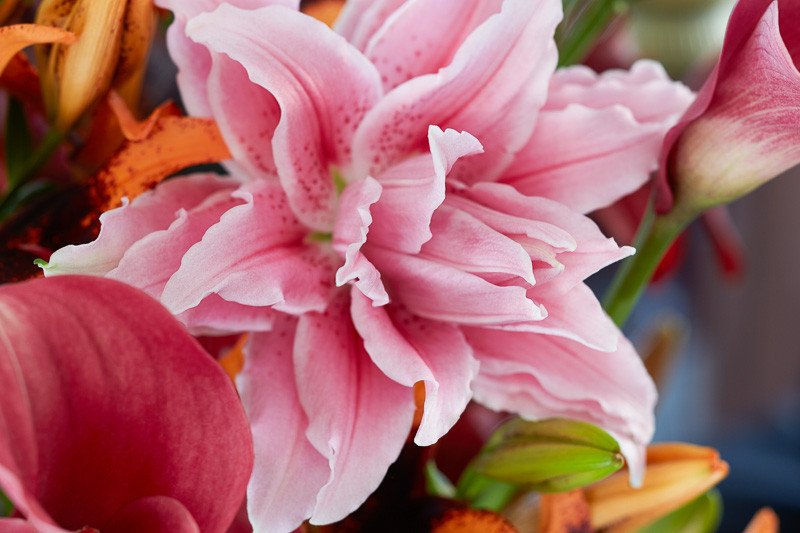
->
[42,0,693,530]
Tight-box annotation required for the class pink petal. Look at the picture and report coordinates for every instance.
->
[176,295,275,336]
[155,0,286,117]
[0,276,253,531]
[42,174,234,276]
[293,293,415,524]
[657,0,800,212]
[367,246,545,326]
[507,283,620,352]
[110,187,245,299]
[368,126,483,254]
[160,182,333,316]
[350,289,478,446]
[333,0,408,51]
[464,327,656,485]
[361,0,505,91]
[501,104,674,214]
[420,205,535,286]
[238,319,329,533]
[206,51,281,181]
[333,176,389,305]
[187,4,383,231]
[544,60,693,122]
[351,0,560,182]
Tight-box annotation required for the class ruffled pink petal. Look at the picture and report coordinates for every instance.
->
[506,283,620,352]
[42,174,234,276]
[501,104,675,214]
[361,0,505,91]
[454,182,631,289]
[0,276,253,532]
[420,204,535,286]
[103,496,200,533]
[367,246,545,326]
[333,176,389,305]
[187,4,383,231]
[239,319,329,533]
[160,182,334,316]
[333,0,408,51]
[350,289,478,446]
[368,126,483,254]
[293,293,416,524]
[155,0,286,117]
[544,60,693,122]
[109,187,245,299]
[464,327,656,485]
[351,0,560,183]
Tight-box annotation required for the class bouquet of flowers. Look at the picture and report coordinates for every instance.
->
[0,0,797,531]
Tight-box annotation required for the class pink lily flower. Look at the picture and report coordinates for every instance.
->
[0,276,253,532]
[656,0,800,215]
[42,1,692,529]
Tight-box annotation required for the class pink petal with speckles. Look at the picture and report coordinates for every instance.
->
[187,4,383,231]
[351,0,560,183]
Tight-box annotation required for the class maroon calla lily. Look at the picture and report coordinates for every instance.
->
[0,276,253,532]
[656,0,800,214]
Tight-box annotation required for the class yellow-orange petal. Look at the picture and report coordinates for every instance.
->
[583,443,729,533]
[432,509,519,533]
[107,91,181,142]
[743,508,779,533]
[0,24,76,75]
[87,116,231,213]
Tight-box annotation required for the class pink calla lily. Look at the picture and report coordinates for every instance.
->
[40,1,695,529]
[0,276,253,533]
[656,0,800,214]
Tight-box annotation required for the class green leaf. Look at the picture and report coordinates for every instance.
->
[637,489,723,533]
[425,460,457,499]
[4,97,33,188]
[455,464,519,512]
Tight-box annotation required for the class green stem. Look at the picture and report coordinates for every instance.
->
[0,128,65,224]
[557,0,624,67]
[602,201,692,327]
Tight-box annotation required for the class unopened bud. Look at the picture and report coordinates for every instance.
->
[474,418,624,493]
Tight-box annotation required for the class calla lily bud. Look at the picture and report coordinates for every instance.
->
[656,0,800,217]
[35,0,155,131]
[474,418,625,493]
[583,443,729,533]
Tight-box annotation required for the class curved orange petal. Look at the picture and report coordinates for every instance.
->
[0,24,76,75]
[743,508,779,533]
[88,116,231,212]
[432,509,519,533]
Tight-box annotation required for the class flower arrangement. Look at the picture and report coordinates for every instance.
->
[0,0,796,531]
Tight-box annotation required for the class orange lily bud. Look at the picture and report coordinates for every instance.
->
[743,507,779,533]
[35,0,155,131]
[582,443,729,533]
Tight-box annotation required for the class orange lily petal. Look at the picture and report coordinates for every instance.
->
[432,509,519,533]
[219,333,248,383]
[537,490,592,533]
[87,116,231,212]
[743,508,779,533]
[108,91,182,142]
[0,24,75,76]
[301,0,345,27]
[584,443,729,533]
